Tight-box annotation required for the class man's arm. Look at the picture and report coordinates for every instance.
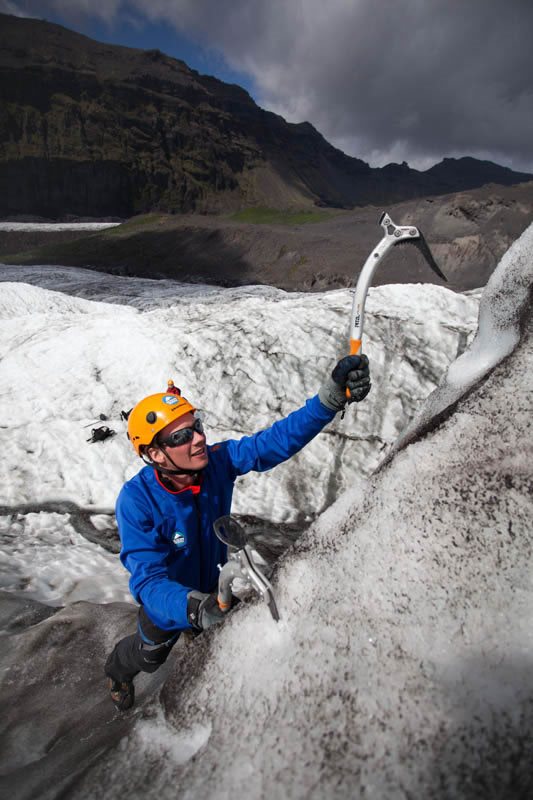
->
[116,486,193,630]
[224,394,335,477]
[223,355,371,477]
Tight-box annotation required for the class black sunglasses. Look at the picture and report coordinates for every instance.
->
[157,418,204,448]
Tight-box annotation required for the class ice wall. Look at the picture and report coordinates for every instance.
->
[1,222,531,798]
[0,271,478,605]
[386,221,533,459]
[67,226,533,799]
[0,271,478,524]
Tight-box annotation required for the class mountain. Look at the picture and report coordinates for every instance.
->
[0,13,531,218]
[3,181,533,292]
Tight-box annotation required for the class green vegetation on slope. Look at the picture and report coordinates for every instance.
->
[230,207,331,225]
[99,214,168,236]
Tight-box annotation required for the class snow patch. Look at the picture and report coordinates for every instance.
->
[390,222,533,454]
[0,222,121,231]
[447,222,533,388]
[131,710,212,766]
[0,512,130,605]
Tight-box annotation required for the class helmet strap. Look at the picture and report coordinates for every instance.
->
[140,445,205,477]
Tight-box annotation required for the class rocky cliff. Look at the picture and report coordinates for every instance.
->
[4,181,533,292]
[0,13,531,219]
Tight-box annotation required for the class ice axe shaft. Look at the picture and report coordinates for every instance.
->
[346,212,446,393]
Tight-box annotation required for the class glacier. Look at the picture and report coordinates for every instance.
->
[0,264,478,606]
[0,220,531,799]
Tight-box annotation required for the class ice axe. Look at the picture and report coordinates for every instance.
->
[213,515,280,622]
[345,212,446,397]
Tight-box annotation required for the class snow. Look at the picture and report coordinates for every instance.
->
[446,224,533,387]
[68,223,532,798]
[0,511,130,605]
[0,263,479,607]
[0,222,121,231]
[128,711,212,766]
[0,222,532,798]
[388,220,533,457]
[0,264,230,308]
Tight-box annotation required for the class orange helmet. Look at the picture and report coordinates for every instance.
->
[127,387,196,456]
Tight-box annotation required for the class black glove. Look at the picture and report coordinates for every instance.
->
[186,590,226,632]
[318,354,371,412]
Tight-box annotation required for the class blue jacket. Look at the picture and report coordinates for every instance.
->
[116,395,336,631]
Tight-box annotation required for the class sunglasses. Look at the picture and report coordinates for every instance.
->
[157,418,205,448]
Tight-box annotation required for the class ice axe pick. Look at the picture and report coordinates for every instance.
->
[345,212,447,397]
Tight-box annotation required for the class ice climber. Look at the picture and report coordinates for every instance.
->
[105,355,371,710]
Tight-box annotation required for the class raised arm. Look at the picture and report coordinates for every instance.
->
[225,354,371,476]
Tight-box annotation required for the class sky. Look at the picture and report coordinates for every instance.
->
[1,0,532,173]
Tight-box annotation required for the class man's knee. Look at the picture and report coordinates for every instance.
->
[131,606,181,674]
[137,639,175,673]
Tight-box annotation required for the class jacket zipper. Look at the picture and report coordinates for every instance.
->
[193,492,204,588]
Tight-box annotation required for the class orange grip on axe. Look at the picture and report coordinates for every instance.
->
[218,594,231,612]
[346,338,362,398]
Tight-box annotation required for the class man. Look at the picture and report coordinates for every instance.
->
[105,355,370,710]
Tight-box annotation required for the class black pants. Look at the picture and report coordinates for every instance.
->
[105,606,181,683]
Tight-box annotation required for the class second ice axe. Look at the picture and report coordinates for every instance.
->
[213,515,280,622]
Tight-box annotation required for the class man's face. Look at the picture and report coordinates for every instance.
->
[148,411,209,472]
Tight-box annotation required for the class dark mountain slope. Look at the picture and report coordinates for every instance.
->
[0,13,531,218]
[3,181,533,292]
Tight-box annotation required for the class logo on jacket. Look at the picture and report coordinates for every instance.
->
[172,530,187,548]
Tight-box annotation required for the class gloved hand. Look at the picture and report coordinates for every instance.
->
[318,354,371,412]
[186,590,226,632]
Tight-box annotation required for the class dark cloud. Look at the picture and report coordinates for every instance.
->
[3,0,533,171]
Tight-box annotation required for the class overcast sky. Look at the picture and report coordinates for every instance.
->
[2,0,532,173]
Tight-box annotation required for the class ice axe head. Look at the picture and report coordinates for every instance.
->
[379,212,447,283]
[397,233,447,283]
[346,211,447,377]
[213,515,247,548]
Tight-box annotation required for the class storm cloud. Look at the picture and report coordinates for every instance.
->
[3,0,533,171]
